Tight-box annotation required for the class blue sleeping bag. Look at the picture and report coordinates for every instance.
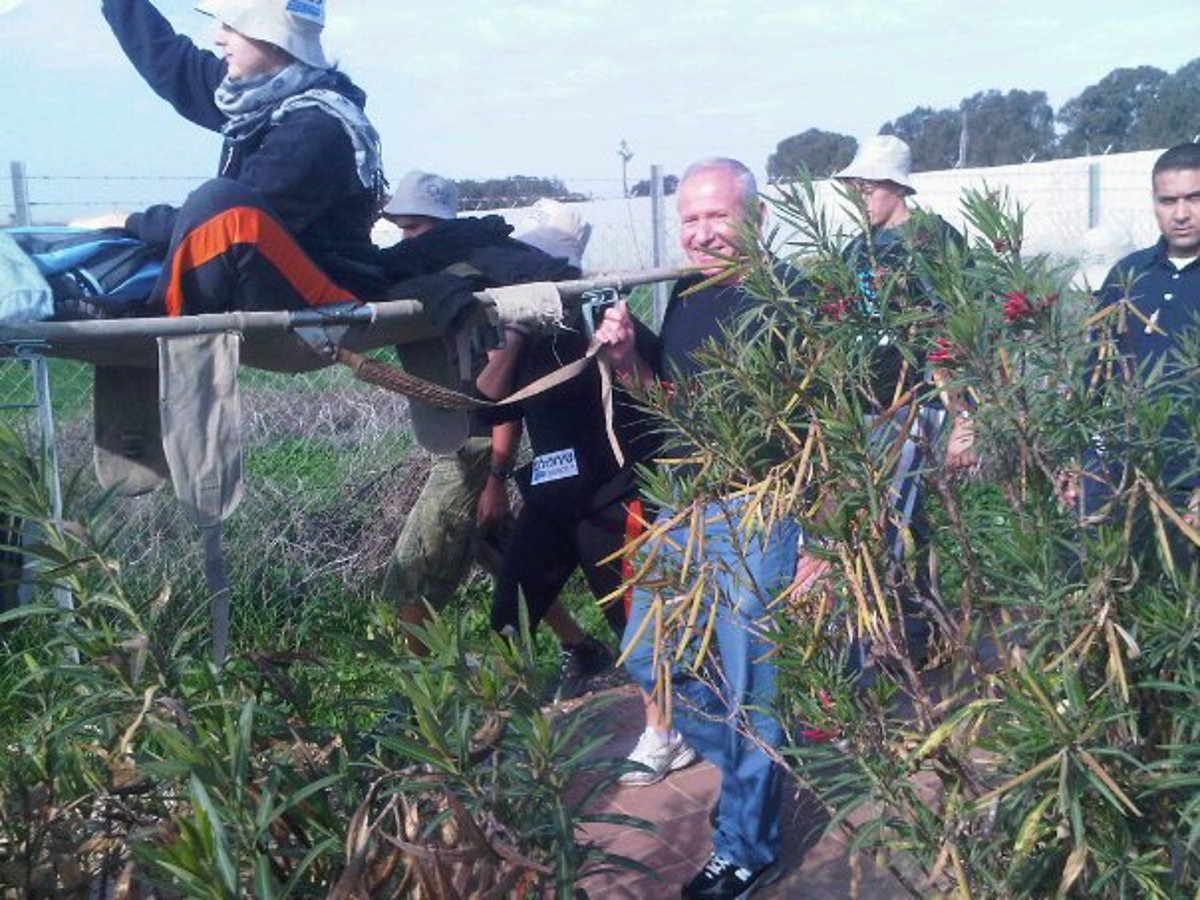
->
[4,227,164,320]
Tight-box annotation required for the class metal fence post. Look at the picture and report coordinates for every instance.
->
[31,356,76,616]
[1087,162,1101,229]
[650,164,669,329]
[11,161,31,226]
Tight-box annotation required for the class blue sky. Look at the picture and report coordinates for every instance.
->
[1,0,1198,221]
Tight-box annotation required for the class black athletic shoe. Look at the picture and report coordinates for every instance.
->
[556,635,613,700]
[681,852,780,899]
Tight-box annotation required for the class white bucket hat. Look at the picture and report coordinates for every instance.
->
[382,171,460,220]
[512,199,592,269]
[196,0,328,69]
[835,134,916,194]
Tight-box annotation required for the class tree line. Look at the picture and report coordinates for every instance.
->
[451,174,678,210]
[454,175,589,211]
[767,58,1200,181]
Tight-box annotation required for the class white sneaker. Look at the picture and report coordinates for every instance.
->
[619,729,697,786]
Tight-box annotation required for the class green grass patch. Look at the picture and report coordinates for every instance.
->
[0,357,92,422]
[245,437,348,495]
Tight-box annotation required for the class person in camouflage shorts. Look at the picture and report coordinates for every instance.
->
[377,176,588,648]
[381,434,510,613]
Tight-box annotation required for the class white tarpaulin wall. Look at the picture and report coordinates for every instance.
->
[373,149,1163,274]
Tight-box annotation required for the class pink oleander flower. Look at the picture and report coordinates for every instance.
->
[1002,290,1057,326]
[927,336,961,365]
[1002,290,1034,324]
[819,296,849,320]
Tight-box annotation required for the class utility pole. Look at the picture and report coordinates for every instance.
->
[618,139,634,198]
[650,164,669,328]
[956,106,969,169]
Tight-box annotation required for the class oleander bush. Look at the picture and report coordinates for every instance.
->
[0,424,645,898]
[627,178,1198,898]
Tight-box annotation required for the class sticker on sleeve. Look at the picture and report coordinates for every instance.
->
[530,448,579,485]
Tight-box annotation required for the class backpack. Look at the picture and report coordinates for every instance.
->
[4,227,164,319]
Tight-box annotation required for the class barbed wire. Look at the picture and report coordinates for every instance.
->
[24,199,183,209]
[24,174,207,183]
[7,196,633,212]
[4,171,632,214]
[7,194,632,212]
[18,173,627,189]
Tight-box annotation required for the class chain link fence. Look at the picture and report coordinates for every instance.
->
[2,353,431,642]
[0,147,1173,647]
[7,151,1166,272]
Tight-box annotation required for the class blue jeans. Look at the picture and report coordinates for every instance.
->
[621,499,800,870]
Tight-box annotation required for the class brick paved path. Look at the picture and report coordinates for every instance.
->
[574,684,909,899]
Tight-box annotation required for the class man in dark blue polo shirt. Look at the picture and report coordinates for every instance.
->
[1091,142,1200,530]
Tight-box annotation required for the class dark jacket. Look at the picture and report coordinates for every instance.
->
[101,0,384,299]
[843,211,966,409]
[380,216,578,286]
[655,262,810,381]
[385,216,581,439]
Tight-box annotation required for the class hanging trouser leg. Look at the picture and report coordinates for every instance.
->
[158,333,245,663]
[153,178,357,317]
[93,364,170,496]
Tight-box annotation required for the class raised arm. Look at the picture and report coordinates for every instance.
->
[101,0,226,131]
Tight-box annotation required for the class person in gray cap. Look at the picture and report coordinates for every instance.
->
[378,180,619,684]
[99,0,386,315]
[380,171,462,240]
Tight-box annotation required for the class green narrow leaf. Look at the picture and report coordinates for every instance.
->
[188,773,239,899]
[253,855,280,900]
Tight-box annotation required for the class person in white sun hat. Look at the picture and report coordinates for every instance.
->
[97,0,386,315]
[511,198,593,271]
[823,134,969,681]
[835,133,918,229]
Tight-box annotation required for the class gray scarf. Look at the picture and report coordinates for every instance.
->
[215,63,386,201]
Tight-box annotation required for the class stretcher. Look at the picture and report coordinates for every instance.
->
[0,267,685,661]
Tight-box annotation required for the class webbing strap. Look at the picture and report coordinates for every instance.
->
[338,339,625,467]
[203,524,231,664]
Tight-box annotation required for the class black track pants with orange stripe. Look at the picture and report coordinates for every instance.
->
[153,178,357,317]
[491,496,648,640]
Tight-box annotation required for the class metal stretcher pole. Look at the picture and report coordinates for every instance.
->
[203,525,231,664]
[0,266,695,350]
